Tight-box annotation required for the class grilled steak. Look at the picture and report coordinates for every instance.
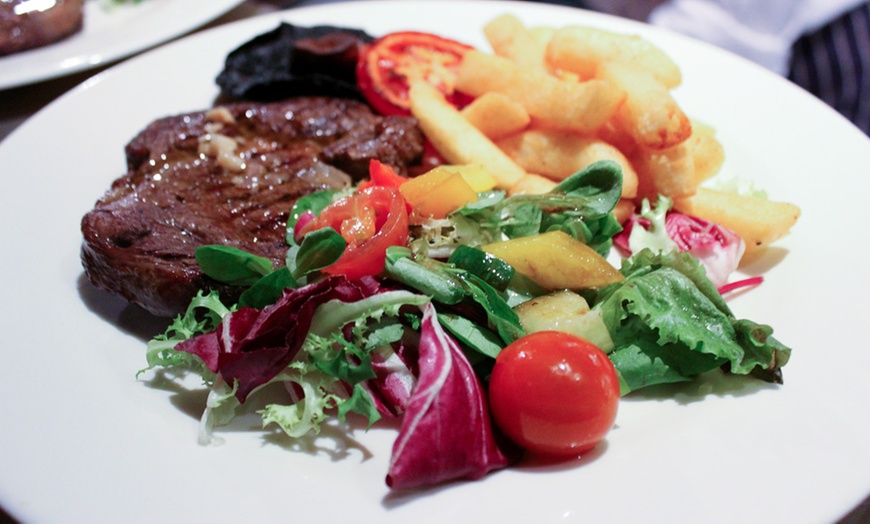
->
[81,97,425,317]
[0,0,84,56]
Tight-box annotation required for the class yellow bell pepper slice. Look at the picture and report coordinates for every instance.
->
[430,164,499,192]
[399,167,479,218]
[483,231,624,290]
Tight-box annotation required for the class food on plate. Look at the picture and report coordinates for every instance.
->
[296,184,410,280]
[482,231,625,290]
[80,97,425,316]
[398,165,480,218]
[356,30,474,116]
[460,92,531,140]
[674,187,802,257]
[684,119,725,184]
[0,0,83,56]
[409,80,526,188]
[433,13,799,265]
[81,15,802,492]
[597,60,692,150]
[482,13,550,73]
[455,49,625,133]
[139,155,791,489]
[513,290,613,351]
[216,23,374,101]
[546,23,683,88]
[489,331,621,457]
[494,128,639,197]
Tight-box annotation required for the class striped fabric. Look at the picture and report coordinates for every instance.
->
[788,2,870,135]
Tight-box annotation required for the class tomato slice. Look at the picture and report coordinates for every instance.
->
[308,185,409,280]
[488,331,620,458]
[356,31,474,116]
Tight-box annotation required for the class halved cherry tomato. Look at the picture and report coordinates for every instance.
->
[356,31,474,116]
[488,331,620,458]
[305,185,409,279]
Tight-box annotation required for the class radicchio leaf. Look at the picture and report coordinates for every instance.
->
[176,276,385,402]
[385,303,514,490]
[665,211,745,287]
[365,337,419,417]
[615,208,745,287]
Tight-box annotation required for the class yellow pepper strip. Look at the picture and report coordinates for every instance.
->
[399,167,478,219]
[483,231,624,290]
[429,164,499,192]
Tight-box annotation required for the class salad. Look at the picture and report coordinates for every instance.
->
[140,19,796,491]
[142,160,791,489]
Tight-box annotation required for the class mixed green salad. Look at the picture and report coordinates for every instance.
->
[141,159,790,489]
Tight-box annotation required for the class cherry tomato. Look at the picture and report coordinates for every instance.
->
[306,185,409,280]
[488,331,620,457]
[356,31,474,116]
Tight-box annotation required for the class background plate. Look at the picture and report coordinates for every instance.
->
[1,1,869,523]
[0,0,244,89]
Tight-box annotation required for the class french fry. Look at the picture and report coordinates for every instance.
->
[456,49,625,133]
[496,128,639,198]
[595,120,640,158]
[632,141,698,200]
[484,13,550,72]
[686,120,725,184]
[546,25,682,88]
[461,92,531,140]
[673,188,801,257]
[408,80,526,189]
[507,173,558,196]
[597,61,692,150]
[528,26,556,46]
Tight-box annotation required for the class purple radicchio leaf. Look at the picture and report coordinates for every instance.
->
[385,303,514,490]
[176,276,385,402]
[365,332,419,418]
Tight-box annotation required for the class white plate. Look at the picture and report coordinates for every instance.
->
[2,1,870,522]
[0,0,245,89]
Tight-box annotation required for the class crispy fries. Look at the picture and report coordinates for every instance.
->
[408,80,526,189]
[456,49,625,133]
[495,129,638,198]
[460,92,531,140]
[632,141,697,200]
[409,14,799,261]
[596,61,692,150]
[483,13,550,72]
[547,25,682,88]
[686,119,725,185]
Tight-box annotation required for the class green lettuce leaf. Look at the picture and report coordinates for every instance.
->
[595,249,791,393]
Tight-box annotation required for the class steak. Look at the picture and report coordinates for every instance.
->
[0,0,84,56]
[81,97,425,317]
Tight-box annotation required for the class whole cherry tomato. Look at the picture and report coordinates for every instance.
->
[488,331,620,457]
[356,31,474,116]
